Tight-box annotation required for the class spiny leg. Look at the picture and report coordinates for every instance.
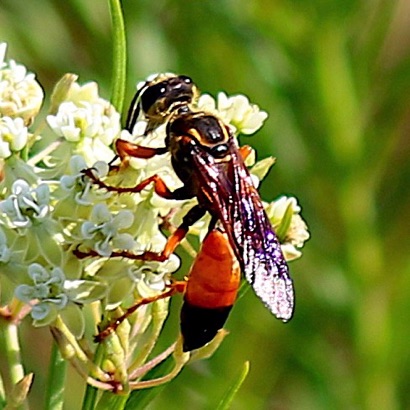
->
[74,205,206,261]
[95,281,187,342]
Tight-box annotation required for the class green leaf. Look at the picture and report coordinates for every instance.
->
[44,344,66,410]
[124,356,175,410]
[216,361,250,410]
[275,201,294,242]
[96,392,128,410]
[251,156,276,181]
[108,0,127,116]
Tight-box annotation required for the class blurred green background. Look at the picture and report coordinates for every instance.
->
[1,0,410,409]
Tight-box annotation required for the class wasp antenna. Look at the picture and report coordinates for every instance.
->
[125,85,146,132]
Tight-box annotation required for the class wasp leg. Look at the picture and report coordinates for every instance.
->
[238,145,253,161]
[84,170,171,198]
[73,226,187,261]
[95,280,187,342]
[115,139,169,160]
[74,205,206,261]
[83,167,194,200]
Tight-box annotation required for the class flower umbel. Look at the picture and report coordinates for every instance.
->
[0,46,309,401]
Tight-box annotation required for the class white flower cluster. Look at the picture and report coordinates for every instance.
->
[198,92,268,135]
[265,196,310,261]
[46,81,120,165]
[0,44,309,392]
[0,43,43,124]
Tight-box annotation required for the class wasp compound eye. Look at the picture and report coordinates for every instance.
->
[209,144,229,158]
[141,83,168,113]
[178,75,192,84]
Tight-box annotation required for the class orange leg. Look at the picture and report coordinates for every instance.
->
[115,139,168,160]
[83,169,177,199]
[74,225,189,261]
[95,280,187,342]
[74,203,205,260]
[239,145,253,161]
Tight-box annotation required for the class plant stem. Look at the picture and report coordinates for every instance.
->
[1,321,27,409]
[2,323,24,387]
[81,343,105,410]
[44,342,67,410]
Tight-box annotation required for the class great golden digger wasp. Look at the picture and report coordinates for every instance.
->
[76,73,295,351]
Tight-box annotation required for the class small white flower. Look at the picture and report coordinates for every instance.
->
[198,92,268,135]
[60,156,110,206]
[81,204,135,257]
[0,43,44,123]
[0,116,28,158]
[65,81,101,105]
[129,254,180,296]
[15,264,68,320]
[0,180,50,228]
[15,263,106,325]
[47,98,120,164]
[47,101,118,143]
[265,196,310,261]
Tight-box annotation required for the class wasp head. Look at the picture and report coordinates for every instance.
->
[141,74,198,119]
[126,74,199,134]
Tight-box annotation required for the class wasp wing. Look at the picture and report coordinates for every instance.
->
[191,141,294,321]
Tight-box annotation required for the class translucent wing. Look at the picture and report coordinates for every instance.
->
[191,139,294,321]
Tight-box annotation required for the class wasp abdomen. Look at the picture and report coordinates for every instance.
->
[181,229,241,351]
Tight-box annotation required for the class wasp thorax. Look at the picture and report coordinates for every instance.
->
[193,115,227,144]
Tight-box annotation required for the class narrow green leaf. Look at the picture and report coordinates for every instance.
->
[108,0,127,115]
[44,343,67,410]
[236,280,250,302]
[216,361,250,410]
[81,344,104,410]
[275,201,294,242]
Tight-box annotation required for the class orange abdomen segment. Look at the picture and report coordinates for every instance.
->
[184,229,241,309]
[180,229,241,351]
